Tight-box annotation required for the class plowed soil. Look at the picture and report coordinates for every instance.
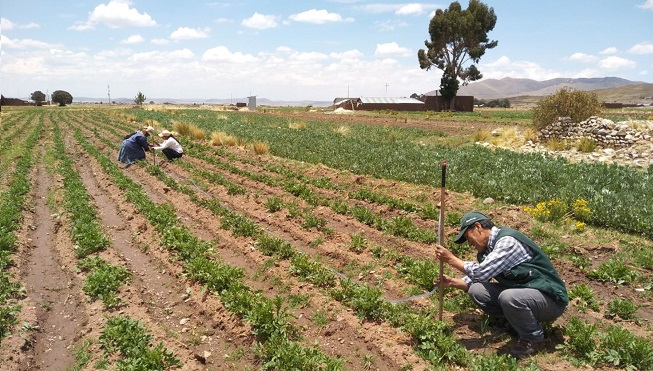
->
[0,107,650,371]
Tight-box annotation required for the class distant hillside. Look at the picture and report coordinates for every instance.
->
[425,77,650,99]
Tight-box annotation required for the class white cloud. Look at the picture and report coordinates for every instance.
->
[151,38,169,45]
[130,49,195,62]
[375,20,408,31]
[396,3,428,15]
[170,27,210,41]
[202,46,259,64]
[637,0,653,10]
[288,51,329,62]
[214,17,232,24]
[1,18,39,30]
[375,42,412,57]
[242,13,279,29]
[628,42,653,54]
[356,3,439,15]
[121,34,144,45]
[568,53,598,63]
[479,56,564,81]
[0,35,57,49]
[330,50,364,59]
[70,0,156,30]
[597,56,636,69]
[289,9,353,24]
[599,47,618,55]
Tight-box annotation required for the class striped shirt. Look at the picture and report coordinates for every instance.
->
[461,226,533,286]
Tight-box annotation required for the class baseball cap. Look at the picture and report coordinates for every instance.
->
[454,211,490,244]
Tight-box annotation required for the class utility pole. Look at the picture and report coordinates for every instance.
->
[385,82,389,96]
[107,85,111,105]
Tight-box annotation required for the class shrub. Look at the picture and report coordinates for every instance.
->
[531,88,601,130]
[252,140,270,155]
[575,137,598,153]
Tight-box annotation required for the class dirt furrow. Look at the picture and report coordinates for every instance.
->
[74,116,431,369]
[62,128,260,369]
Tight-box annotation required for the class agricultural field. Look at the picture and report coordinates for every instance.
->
[0,105,652,371]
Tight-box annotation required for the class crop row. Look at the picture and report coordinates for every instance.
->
[65,108,653,370]
[66,116,346,369]
[129,109,653,239]
[0,115,41,341]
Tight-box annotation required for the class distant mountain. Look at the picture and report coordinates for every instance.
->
[425,77,651,100]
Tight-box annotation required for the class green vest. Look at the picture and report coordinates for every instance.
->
[477,227,569,306]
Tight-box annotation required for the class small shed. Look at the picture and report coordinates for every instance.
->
[247,96,257,110]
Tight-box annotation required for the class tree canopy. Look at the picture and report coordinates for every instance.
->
[31,91,46,105]
[134,91,146,106]
[418,0,497,106]
[51,90,73,106]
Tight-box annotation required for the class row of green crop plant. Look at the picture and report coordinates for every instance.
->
[79,114,475,368]
[141,138,464,306]
[118,127,556,370]
[50,115,181,369]
[69,119,345,370]
[0,115,42,343]
[0,112,37,187]
[106,111,653,305]
[101,109,653,370]
[180,141,445,245]
[138,148,475,369]
[127,109,653,239]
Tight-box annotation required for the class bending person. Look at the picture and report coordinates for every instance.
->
[118,125,154,167]
[433,211,568,359]
[151,130,183,162]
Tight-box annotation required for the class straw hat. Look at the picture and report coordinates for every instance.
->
[158,129,172,138]
[142,126,155,134]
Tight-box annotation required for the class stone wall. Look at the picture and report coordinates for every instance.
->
[539,116,653,148]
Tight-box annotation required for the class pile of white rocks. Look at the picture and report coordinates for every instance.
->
[479,117,653,169]
[539,116,652,148]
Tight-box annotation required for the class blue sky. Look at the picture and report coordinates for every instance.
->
[2,0,652,102]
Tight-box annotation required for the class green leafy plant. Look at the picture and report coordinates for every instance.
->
[100,316,182,370]
[80,257,131,309]
[606,297,640,320]
[588,258,640,284]
[349,233,368,253]
[265,196,284,212]
[568,283,600,312]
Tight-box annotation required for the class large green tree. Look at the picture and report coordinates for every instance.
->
[418,0,497,109]
[51,90,73,106]
[30,91,46,105]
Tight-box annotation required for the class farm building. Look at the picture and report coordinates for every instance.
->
[332,97,426,111]
[0,95,30,109]
[421,94,474,112]
[332,95,474,112]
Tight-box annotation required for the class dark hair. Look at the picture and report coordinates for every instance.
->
[478,219,495,229]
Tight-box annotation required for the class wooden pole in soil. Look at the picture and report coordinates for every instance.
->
[438,161,447,321]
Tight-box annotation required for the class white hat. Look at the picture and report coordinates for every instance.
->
[143,125,155,134]
[158,129,171,137]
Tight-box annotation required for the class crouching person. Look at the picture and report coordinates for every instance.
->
[152,130,183,162]
[118,125,154,167]
[433,211,568,359]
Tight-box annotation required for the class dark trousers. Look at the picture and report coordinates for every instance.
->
[161,149,183,161]
[468,282,566,341]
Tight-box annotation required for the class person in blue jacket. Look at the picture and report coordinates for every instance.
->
[118,125,154,167]
[434,211,568,359]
